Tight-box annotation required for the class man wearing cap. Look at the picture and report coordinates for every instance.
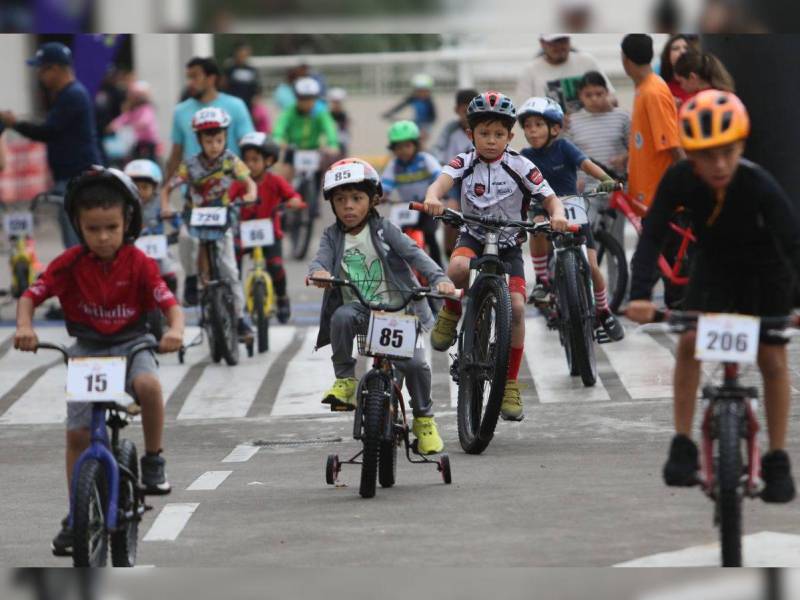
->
[0,42,101,249]
[516,34,616,115]
[621,34,683,215]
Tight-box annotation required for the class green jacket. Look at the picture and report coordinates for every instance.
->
[272,105,340,151]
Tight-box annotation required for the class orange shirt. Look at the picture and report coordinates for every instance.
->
[628,73,680,214]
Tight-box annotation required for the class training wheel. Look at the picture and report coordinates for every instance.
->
[438,454,452,484]
[410,438,419,455]
[326,454,340,485]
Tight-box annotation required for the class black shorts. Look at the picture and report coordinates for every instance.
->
[684,255,794,345]
[453,232,526,281]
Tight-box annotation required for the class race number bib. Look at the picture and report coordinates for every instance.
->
[562,196,589,225]
[135,235,168,260]
[3,212,34,238]
[293,150,321,174]
[389,205,420,228]
[324,162,365,191]
[366,312,418,358]
[190,207,228,227]
[695,313,760,364]
[240,218,275,248]
[66,357,127,403]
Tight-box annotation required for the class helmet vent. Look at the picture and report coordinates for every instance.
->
[720,111,733,132]
[699,109,713,137]
[681,119,693,139]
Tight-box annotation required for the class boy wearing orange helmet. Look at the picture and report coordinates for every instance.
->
[627,90,800,503]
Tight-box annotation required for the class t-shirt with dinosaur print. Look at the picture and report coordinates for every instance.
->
[340,226,395,305]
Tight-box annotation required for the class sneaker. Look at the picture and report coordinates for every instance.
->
[500,379,524,421]
[321,377,358,411]
[527,282,551,306]
[663,434,700,487]
[761,450,796,503]
[183,275,198,307]
[141,453,172,495]
[597,310,625,342]
[276,296,291,324]
[237,317,254,339]
[412,416,444,455]
[51,516,72,557]
[430,306,460,351]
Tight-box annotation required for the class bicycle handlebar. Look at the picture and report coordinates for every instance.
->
[306,275,456,312]
[34,341,161,366]
[637,310,800,338]
[409,202,581,235]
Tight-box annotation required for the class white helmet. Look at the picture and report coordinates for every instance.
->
[124,159,163,186]
[294,77,321,98]
[328,87,347,102]
[411,73,434,90]
[517,96,564,126]
[191,106,231,132]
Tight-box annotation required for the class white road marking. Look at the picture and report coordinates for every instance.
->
[178,326,295,419]
[143,503,199,541]
[635,573,759,600]
[271,329,334,417]
[186,470,233,491]
[221,444,260,463]
[159,326,202,403]
[600,327,674,399]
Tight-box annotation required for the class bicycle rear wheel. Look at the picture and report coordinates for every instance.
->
[72,458,109,567]
[594,229,628,314]
[360,376,387,498]
[717,401,744,567]
[209,286,239,366]
[558,250,596,387]
[457,276,512,454]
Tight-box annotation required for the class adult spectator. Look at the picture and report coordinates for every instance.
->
[658,34,700,108]
[0,42,101,248]
[222,41,260,111]
[516,34,616,115]
[673,50,736,97]
[621,34,683,215]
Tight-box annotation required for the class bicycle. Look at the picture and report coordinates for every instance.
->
[135,216,180,343]
[1,194,48,300]
[179,202,254,365]
[283,147,322,260]
[307,276,453,499]
[410,202,578,454]
[35,340,160,567]
[640,310,800,567]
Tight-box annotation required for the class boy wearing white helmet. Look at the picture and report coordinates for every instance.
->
[382,73,437,142]
[327,87,350,155]
[308,158,456,455]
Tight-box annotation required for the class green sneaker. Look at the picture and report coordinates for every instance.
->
[430,307,460,351]
[412,416,444,455]
[321,377,358,411]
[500,379,524,421]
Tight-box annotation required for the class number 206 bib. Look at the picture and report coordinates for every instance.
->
[695,313,760,364]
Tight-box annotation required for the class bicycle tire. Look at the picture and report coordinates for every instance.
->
[72,458,109,567]
[717,401,743,567]
[203,290,224,363]
[378,393,399,488]
[253,282,269,353]
[560,250,597,387]
[594,229,628,314]
[457,276,512,454]
[360,376,386,498]
[290,179,314,260]
[12,260,30,299]
[111,439,139,567]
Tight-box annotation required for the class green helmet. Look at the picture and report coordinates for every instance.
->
[388,120,420,146]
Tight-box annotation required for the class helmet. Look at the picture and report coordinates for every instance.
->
[387,120,420,146]
[294,77,321,98]
[323,158,383,200]
[239,131,280,161]
[467,91,516,126]
[124,159,163,186]
[191,107,231,132]
[64,166,143,242]
[517,96,564,126]
[328,87,347,102]
[411,73,434,90]
[679,89,750,151]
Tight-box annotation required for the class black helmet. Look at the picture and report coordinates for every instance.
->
[239,132,280,162]
[64,166,143,243]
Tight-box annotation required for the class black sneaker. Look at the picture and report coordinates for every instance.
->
[276,296,291,324]
[237,317,254,339]
[183,275,198,307]
[761,450,796,503]
[527,282,551,306]
[597,310,625,342]
[51,516,72,557]
[141,453,171,496]
[663,434,700,487]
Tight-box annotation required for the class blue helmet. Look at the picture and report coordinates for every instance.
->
[124,159,163,186]
[518,96,564,127]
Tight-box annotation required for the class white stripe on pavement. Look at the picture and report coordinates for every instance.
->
[271,329,333,417]
[186,470,233,491]
[143,503,199,542]
[524,317,610,403]
[177,326,295,420]
[221,444,260,463]
[600,327,674,399]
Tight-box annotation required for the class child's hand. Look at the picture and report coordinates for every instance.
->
[550,215,569,232]
[159,328,183,354]
[309,270,333,288]
[14,326,38,352]
[422,197,443,216]
[436,281,457,297]
[287,196,305,210]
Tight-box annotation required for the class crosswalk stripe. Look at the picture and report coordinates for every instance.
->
[600,326,674,399]
[143,503,199,542]
[271,328,333,417]
[186,470,232,491]
[177,326,296,420]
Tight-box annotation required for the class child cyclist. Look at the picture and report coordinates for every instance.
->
[14,166,184,556]
[160,107,258,338]
[422,91,567,422]
[124,159,181,294]
[308,158,456,455]
[519,96,624,342]
[627,90,800,503]
[381,120,444,267]
[237,131,304,323]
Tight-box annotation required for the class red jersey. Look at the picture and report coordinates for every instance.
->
[236,172,299,239]
[23,244,178,343]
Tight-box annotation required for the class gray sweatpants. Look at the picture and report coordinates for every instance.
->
[330,302,433,418]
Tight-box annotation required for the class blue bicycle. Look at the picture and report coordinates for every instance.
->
[37,341,158,567]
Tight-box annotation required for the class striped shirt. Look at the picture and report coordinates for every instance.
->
[567,108,630,191]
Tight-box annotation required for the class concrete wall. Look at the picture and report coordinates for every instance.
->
[0,35,33,116]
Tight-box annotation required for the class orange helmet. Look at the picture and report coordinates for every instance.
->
[678,89,750,151]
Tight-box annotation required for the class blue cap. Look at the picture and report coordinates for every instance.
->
[27,42,73,67]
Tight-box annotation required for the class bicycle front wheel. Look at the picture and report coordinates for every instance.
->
[253,281,270,353]
[594,229,628,314]
[360,376,387,498]
[72,458,109,567]
[558,250,596,387]
[209,286,239,366]
[289,179,315,260]
[457,276,512,454]
[717,402,744,567]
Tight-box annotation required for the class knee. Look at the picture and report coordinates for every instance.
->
[330,305,355,329]
[510,295,526,325]
[133,374,162,404]
[758,346,787,378]
[677,331,697,359]
[67,428,90,452]
[447,259,469,288]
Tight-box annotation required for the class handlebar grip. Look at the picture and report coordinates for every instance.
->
[409,202,426,213]
[567,223,581,233]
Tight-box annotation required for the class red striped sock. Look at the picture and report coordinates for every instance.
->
[444,297,462,316]
[532,254,549,284]
[594,288,609,313]
[507,346,524,380]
